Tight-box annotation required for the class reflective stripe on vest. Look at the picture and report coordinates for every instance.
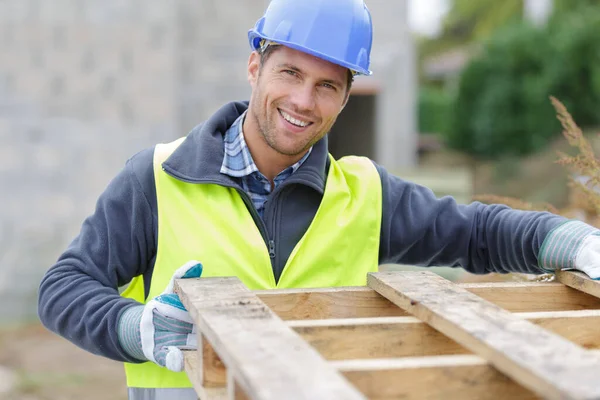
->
[121,137,382,389]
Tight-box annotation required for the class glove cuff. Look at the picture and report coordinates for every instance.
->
[539,220,599,272]
[117,305,146,362]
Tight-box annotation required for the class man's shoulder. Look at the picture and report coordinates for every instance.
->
[127,146,156,177]
[124,146,159,207]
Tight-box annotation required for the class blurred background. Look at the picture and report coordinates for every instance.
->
[1,0,600,398]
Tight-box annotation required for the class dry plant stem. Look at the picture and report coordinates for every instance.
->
[475,97,600,227]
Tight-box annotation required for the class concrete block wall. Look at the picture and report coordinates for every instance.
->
[368,0,418,169]
[0,0,179,323]
[174,0,268,132]
[0,0,177,130]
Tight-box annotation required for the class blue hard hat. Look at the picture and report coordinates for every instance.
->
[248,0,373,76]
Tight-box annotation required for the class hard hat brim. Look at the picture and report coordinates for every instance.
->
[248,31,372,76]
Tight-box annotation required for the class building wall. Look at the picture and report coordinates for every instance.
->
[174,0,269,132]
[329,0,417,168]
[0,0,180,322]
[0,0,414,322]
[369,0,418,170]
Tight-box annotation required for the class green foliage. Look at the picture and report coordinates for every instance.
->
[545,6,600,125]
[441,0,523,42]
[418,0,523,63]
[447,6,600,158]
[417,0,524,80]
[552,0,600,17]
[418,86,453,135]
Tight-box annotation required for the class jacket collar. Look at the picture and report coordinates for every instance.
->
[161,101,329,194]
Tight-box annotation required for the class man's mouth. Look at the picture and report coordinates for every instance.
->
[278,109,313,128]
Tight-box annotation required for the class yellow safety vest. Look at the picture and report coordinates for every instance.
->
[121,137,382,388]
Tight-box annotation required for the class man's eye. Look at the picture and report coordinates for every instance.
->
[283,70,297,77]
[321,83,336,90]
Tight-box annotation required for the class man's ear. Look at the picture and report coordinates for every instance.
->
[248,51,261,88]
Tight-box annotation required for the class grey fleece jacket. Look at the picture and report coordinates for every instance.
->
[38,101,567,363]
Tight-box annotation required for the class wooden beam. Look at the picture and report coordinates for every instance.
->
[257,286,402,319]
[196,334,227,388]
[368,271,600,400]
[228,369,251,400]
[175,277,366,400]
[185,349,600,400]
[184,351,227,400]
[333,355,538,400]
[338,351,600,400]
[289,309,600,359]
[255,282,600,320]
[190,309,600,387]
[290,316,466,359]
[519,310,600,349]
[556,270,600,299]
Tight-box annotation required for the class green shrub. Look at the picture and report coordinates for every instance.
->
[545,7,600,126]
[447,6,600,158]
[418,86,453,135]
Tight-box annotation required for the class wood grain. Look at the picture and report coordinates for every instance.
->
[368,271,600,400]
[556,270,600,299]
[255,282,600,320]
[333,355,538,400]
[290,309,600,359]
[184,351,226,400]
[195,309,600,386]
[175,277,365,400]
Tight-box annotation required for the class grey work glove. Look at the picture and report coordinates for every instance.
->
[118,261,203,371]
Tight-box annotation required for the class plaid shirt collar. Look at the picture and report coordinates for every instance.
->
[220,111,312,179]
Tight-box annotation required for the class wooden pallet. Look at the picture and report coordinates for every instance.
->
[174,270,600,400]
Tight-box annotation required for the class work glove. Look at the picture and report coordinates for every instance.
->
[118,260,203,372]
[572,234,600,279]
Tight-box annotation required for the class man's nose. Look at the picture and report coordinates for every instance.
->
[290,83,316,112]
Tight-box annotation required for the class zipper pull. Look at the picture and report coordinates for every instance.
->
[268,240,276,259]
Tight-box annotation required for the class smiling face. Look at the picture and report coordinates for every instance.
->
[243,45,350,174]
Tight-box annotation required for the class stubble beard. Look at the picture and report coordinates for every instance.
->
[251,103,320,157]
[250,76,339,157]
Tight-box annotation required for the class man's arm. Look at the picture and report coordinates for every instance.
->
[375,163,580,274]
[38,148,157,362]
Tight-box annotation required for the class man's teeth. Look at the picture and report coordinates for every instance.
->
[280,110,309,127]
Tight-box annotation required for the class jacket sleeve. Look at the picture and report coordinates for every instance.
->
[38,148,157,363]
[375,163,568,274]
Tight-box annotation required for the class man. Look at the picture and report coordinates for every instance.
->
[38,0,600,399]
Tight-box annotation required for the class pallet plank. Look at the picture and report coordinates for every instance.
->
[368,271,600,400]
[256,283,600,320]
[333,355,538,400]
[228,369,251,400]
[198,310,600,385]
[557,270,600,299]
[290,309,600,359]
[175,277,366,400]
[198,335,226,388]
[186,349,600,400]
[184,351,227,400]
[337,350,600,400]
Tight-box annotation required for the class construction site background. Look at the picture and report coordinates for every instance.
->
[2,0,600,398]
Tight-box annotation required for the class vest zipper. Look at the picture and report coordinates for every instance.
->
[234,189,276,265]
[268,240,276,259]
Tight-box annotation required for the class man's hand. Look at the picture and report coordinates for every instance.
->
[118,260,203,371]
[573,235,600,280]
